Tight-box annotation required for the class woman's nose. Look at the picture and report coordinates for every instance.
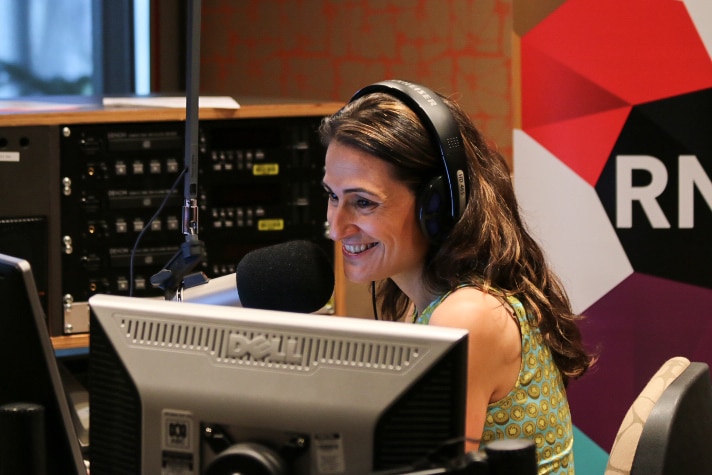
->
[327,206,356,241]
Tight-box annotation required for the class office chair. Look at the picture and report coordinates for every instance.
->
[605,356,712,475]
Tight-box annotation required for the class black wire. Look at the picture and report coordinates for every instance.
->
[371,280,378,320]
[129,167,188,297]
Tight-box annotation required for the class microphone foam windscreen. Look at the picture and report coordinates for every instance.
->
[236,240,335,313]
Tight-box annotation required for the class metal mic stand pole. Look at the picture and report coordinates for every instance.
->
[150,0,206,300]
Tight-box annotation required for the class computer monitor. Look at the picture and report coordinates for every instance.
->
[88,294,468,475]
[0,253,86,475]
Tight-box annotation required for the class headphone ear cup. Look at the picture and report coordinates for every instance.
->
[417,175,452,242]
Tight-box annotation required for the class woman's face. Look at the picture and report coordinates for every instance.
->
[322,141,430,285]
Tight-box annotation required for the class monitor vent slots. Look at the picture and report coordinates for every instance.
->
[117,314,422,372]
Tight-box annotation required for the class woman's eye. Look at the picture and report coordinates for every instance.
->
[355,198,375,209]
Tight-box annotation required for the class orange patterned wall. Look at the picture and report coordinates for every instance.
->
[200,0,513,160]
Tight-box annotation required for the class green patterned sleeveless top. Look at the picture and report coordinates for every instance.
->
[414,288,575,474]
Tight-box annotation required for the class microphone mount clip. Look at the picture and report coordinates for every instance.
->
[149,235,207,300]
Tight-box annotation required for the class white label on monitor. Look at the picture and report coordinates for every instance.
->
[162,409,194,451]
[314,433,345,474]
[0,152,20,163]
[161,410,195,475]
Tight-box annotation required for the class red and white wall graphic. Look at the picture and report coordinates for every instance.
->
[513,0,712,456]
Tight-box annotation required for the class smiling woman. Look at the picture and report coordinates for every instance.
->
[319,79,596,475]
[323,141,429,287]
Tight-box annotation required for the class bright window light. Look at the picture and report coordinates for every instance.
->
[134,0,150,95]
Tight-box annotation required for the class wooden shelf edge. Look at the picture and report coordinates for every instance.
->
[0,101,344,127]
[52,333,89,350]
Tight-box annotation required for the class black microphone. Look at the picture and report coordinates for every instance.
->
[174,240,334,313]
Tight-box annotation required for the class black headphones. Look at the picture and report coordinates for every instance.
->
[349,79,469,242]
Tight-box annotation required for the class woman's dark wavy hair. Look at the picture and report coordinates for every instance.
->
[319,90,595,383]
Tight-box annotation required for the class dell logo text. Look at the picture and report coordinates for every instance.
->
[227,334,303,364]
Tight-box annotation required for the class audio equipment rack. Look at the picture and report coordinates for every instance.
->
[0,99,342,342]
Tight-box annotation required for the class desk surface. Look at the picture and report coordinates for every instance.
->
[52,334,90,351]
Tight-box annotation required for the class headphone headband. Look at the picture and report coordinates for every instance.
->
[349,79,468,220]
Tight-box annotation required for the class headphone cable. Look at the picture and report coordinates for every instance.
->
[129,167,188,297]
[371,280,378,320]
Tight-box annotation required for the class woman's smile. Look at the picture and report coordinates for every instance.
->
[342,242,379,255]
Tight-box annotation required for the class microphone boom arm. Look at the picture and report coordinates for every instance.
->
[150,0,205,299]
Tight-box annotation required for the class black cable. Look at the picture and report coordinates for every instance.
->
[129,167,188,297]
[371,280,378,319]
